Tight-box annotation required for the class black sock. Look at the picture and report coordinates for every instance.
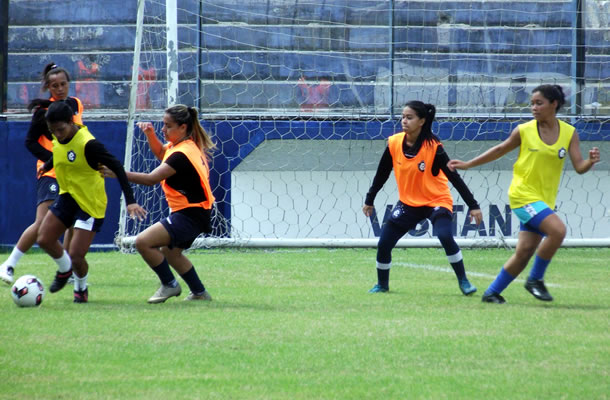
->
[377,268,390,288]
[450,261,467,282]
[151,259,176,286]
[180,266,205,294]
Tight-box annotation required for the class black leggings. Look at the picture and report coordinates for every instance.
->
[376,215,460,264]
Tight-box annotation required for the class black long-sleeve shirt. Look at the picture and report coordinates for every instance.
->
[25,97,81,162]
[43,139,136,206]
[365,138,480,210]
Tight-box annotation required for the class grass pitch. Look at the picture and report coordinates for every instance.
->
[0,248,608,399]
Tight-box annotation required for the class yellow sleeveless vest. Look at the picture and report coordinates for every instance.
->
[508,119,574,209]
[52,125,107,218]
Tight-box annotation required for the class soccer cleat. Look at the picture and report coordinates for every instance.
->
[184,290,213,301]
[49,269,73,293]
[0,263,14,285]
[368,283,389,293]
[481,292,506,304]
[524,278,553,302]
[147,283,182,304]
[459,279,477,296]
[67,273,75,285]
[73,288,88,303]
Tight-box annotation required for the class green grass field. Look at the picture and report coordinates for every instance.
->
[0,248,608,399]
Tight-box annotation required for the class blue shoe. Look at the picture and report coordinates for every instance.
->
[368,284,389,293]
[459,279,477,296]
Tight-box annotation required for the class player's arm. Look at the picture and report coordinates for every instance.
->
[125,163,176,186]
[100,154,178,186]
[24,107,53,162]
[363,146,393,217]
[137,122,166,160]
[85,140,147,219]
[84,140,136,205]
[448,126,521,171]
[435,146,483,225]
[567,131,600,174]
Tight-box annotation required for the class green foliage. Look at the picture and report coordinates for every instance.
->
[0,248,608,399]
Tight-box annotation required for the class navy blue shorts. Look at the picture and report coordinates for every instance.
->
[160,211,205,250]
[49,193,104,232]
[388,201,453,230]
[36,176,60,206]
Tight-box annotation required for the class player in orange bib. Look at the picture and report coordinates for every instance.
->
[449,85,600,304]
[102,105,216,303]
[0,63,84,285]
[363,101,483,295]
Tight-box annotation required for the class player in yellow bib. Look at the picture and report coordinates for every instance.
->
[449,85,601,304]
[0,63,83,285]
[37,101,146,303]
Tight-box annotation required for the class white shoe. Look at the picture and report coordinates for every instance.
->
[147,283,182,304]
[0,263,14,285]
[184,290,212,301]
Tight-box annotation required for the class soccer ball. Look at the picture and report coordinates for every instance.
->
[11,275,45,307]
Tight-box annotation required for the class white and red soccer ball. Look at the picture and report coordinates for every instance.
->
[11,275,45,307]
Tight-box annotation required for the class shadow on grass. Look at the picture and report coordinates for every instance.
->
[88,298,278,312]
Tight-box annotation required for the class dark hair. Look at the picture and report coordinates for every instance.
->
[404,100,440,145]
[42,62,71,92]
[45,101,74,124]
[165,104,216,159]
[532,84,566,111]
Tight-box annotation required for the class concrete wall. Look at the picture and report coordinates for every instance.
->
[6,0,609,112]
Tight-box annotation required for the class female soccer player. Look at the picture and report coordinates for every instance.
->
[102,105,216,303]
[0,63,84,285]
[363,101,482,295]
[36,101,146,303]
[448,84,601,303]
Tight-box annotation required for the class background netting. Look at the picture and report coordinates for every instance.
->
[118,0,610,249]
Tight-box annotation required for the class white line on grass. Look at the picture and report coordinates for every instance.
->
[394,261,562,288]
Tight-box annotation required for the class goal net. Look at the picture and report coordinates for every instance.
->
[118,0,610,249]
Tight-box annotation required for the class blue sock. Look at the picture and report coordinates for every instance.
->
[485,268,516,295]
[529,255,551,280]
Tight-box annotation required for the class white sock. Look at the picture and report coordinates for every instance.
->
[3,247,25,268]
[74,273,88,291]
[53,250,72,273]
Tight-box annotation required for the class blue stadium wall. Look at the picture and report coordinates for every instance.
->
[1,118,608,247]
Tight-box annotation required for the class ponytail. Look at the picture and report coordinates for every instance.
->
[165,104,216,159]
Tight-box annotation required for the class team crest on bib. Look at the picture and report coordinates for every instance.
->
[67,150,76,162]
[558,147,567,159]
[418,161,426,172]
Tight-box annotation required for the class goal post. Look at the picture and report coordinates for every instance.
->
[117,0,610,250]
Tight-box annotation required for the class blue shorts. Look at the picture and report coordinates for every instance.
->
[513,201,554,236]
[388,201,453,231]
[49,193,104,232]
[160,211,205,250]
[36,176,60,206]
